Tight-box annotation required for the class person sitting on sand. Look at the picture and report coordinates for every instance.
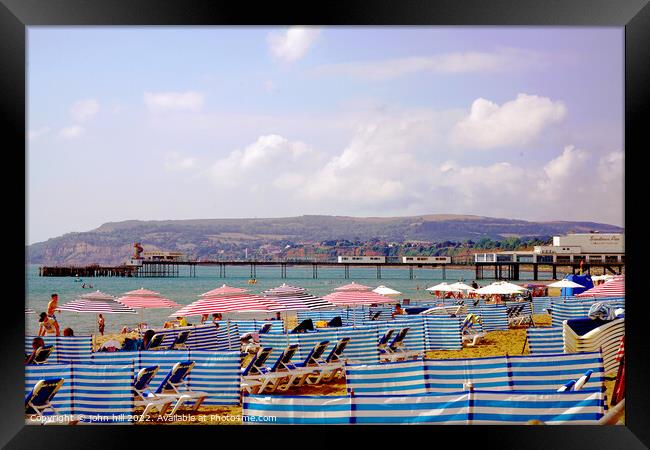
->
[47,294,61,336]
[200,314,209,324]
[25,337,45,365]
[212,313,222,323]
[63,327,74,337]
[38,312,57,336]
[391,304,406,318]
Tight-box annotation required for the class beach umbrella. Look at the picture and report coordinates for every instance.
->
[200,284,249,297]
[58,290,137,314]
[372,285,402,296]
[426,282,461,292]
[334,282,372,291]
[448,282,476,292]
[547,279,585,289]
[171,293,283,317]
[576,275,625,298]
[474,281,526,296]
[118,287,181,327]
[323,290,397,307]
[261,284,334,310]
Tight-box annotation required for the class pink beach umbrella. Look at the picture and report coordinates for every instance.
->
[576,275,625,298]
[171,293,283,317]
[200,284,249,298]
[118,287,181,328]
[334,282,373,292]
[58,290,137,314]
[323,290,397,307]
[261,283,335,311]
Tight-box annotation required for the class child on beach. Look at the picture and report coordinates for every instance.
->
[47,294,61,336]
[97,314,105,336]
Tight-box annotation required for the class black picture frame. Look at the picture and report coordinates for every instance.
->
[2,0,647,447]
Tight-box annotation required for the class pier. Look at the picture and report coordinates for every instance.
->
[39,259,624,281]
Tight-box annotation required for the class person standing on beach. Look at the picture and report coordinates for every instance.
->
[97,314,105,336]
[47,294,61,336]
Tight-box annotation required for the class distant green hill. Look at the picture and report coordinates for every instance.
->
[27,214,623,265]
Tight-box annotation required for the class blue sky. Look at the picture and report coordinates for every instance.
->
[27,27,624,244]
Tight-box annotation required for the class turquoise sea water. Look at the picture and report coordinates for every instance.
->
[26,264,555,335]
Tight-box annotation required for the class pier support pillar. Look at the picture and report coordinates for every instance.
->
[533,264,538,281]
[442,265,446,280]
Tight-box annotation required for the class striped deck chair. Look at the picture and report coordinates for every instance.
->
[377,329,395,353]
[461,316,485,347]
[258,323,272,334]
[276,340,330,391]
[152,361,209,415]
[169,330,191,350]
[28,345,54,365]
[25,378,64,418]
[132,366,174,422]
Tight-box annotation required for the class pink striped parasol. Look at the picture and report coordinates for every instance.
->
[576,275,625,298]
[170,293,283,317]
[262,283,335,310]
[58,290,137,314]
[334,282,372,292]
[323,290,397,306]
[117,287,180,309]
[200,284,249,297]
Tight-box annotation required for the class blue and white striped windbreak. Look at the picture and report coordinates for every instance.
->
[25,363,134,423]
[424,316,463,350]
[25,336,93,363]
[346,360,428,395]
[90,350,241,405]
[141,323,233,350]
[531,297,553,315]
[345,351,605,395]
[551,297,625,327]
[526,327,565,354]
[242,389,604,425]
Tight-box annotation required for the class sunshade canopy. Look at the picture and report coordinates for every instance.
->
[372,285,402,296]
[547,279,585,289]
[58,290,137,314]
[474,281,526,295]
[426,282,461,292]
[262,284,334,310]
[576,275,625,298]
[323,290,397,306]
[448,282,476,292]
[201,284,249,297]
[171,293,282,317]
[334,282,372,292]
[118,287,180,309]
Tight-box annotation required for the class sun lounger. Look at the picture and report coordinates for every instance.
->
[377,329,395,353]
[145,333,166,350]
[132,366,174,422]
[573,370,594,391]
[241,347,274,393]
[25,378,65,419]
[169,330,191,350]
[28,345,54,365]
[276,340,330,391]
[557,380,576,392]
[151,361,209,415]
[379,328,421,362]
[308,337,350,384]
[245,345,301,393]
[258,323,272,334]
[461,320,486,347]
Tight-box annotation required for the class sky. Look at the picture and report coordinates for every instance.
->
[27,27,624,244]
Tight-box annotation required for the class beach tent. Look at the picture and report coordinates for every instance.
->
[560,274,593,297]
[261,284,334,310]
[577,275,624,298]
[58,291,137,314]
[372,285,402,296]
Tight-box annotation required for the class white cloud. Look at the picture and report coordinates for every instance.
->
[164,152,198,171]
[28,127,51,141]
[70,99,100,123]
[268,27,321,62]
[143,91,204,112]
[314,48,543,80]
[450,93,567,149]
[58,125,84,139]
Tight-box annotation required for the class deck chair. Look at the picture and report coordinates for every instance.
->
[380,328,420,362]
[169,330,191,350]
[377,329,395,353]
[30,345,54,365]
[258,323,272,334]
[245,345,300,394]
[328,316,343,327]
[557,380,576,392]
[152,361,209,415]
[308,337,350,384]
[145,333,166,350]
[241,347,274,393]
[276,340,330,391]
[132,366,174,422]
[25,378,65,418]
[461,319,486,347]
[291,319,314,333]
[573,370,593,391]
[370,311,382,321]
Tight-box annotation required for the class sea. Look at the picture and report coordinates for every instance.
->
[26,264,557,335]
